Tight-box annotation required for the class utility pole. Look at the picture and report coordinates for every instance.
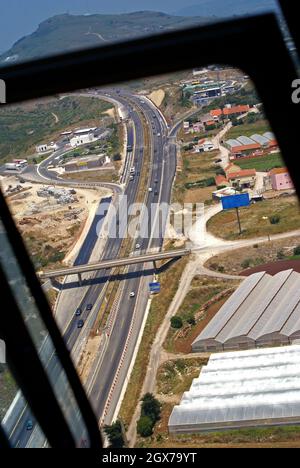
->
[236,207,242,235]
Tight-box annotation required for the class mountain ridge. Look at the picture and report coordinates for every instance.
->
[0,11,213,64]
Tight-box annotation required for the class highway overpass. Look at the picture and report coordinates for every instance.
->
[39,249,191,282]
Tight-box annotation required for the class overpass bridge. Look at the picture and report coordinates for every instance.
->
[39,249,191,284]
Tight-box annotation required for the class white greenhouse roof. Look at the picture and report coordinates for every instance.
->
[169,345,300,433]
[192,270,300,350]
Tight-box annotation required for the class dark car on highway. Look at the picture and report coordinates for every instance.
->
[75,308,82,316]
[26,420,33,431]
[77,320,84,329]
[86,304,93,311]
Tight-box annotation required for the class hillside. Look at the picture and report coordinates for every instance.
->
[0,11,212,64]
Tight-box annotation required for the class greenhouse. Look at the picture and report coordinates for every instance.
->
[169,345,300,434]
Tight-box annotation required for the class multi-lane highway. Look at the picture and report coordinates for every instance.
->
[3,89,179,446]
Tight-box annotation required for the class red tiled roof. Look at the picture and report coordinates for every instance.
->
[215,175,228,186]
[210,105,250,118]
[269,167,289,176]
[223,105,250,115]
[210,109,223,117]
[227,169,256,180]
[231,144,261,153]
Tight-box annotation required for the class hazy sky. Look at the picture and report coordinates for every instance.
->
[0,0,276,53]
[0,1,191,52]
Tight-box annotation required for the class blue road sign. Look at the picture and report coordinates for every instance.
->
[149,282,161,294]
[221,193,250,210]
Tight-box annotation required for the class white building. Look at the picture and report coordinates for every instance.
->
[36,143,57,153]
[195,141,215,153]
[70,128,98,148]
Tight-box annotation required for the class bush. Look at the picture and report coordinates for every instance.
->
[269,215,281,225]
[294,245,300,256]
[253,244,259,249]
[277,250,285,260]
[141,393,161,424]
[171,316,183,329]
[215,167,225,176]
[241,259,252,269]
[187,317,196,326]
[104,420,124,448]
[137,416,154,437]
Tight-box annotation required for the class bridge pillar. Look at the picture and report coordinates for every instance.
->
[78,273,82,285]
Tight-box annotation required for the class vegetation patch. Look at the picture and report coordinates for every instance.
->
[164,276,240,354]
[207,196,300,240]
[0,96,114,162]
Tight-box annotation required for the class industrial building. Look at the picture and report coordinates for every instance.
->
[169,345,300,434]
[63,154,110,172]
[192,269,300,353]
[226,132,278,155]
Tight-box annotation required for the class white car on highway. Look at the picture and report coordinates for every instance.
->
[129,292,135,298]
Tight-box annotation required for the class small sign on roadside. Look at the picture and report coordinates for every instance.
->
[149,282,161,294]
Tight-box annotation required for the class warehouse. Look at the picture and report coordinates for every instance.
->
[192,269,300,353]
[169,345,300,434]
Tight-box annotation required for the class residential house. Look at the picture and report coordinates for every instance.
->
[269,167,294,191]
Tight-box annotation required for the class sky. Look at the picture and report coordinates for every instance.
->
[0,1,277,53]
[0,0,192,53]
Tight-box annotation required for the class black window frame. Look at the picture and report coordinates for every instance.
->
[0,9,299,448]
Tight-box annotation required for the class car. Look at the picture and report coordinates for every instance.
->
[154,179,158,184]
[135,243,141,249]
[75,308,82,316]
[77,320,84,329]
[129,292,135,298]
[148,187,153,192]
[129,175,134,181]
[26,420,33,431]
[155,191,159,196]
[86,304,93,311]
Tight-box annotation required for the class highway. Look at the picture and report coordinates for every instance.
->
[85,91,177,425]
[3,89,178,446]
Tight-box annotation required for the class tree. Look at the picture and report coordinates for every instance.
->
[294,245,300,256]
[241,259,251,269]
[137,416,153,438]
[141,393,161,424]
[170,316,183,329]
[269,215,281,225]
[113,153,121,161]
[104,420,125,448]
